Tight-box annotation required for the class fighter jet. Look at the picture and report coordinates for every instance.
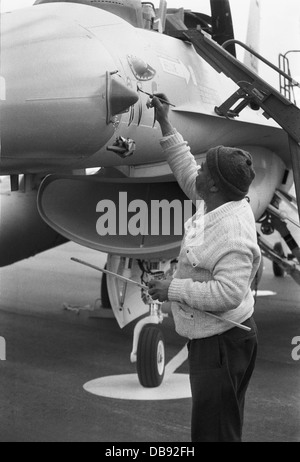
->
[1,0,300,387]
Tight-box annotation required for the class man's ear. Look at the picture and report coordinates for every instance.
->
[208,179,218,192]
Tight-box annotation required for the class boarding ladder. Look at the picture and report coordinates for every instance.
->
[279,50,300,104]
[172,29,300,222]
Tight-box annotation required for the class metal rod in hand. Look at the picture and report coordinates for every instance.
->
[137,87,176,107]
[71,258,148,290]
[71,258,251,331]
[204,312,251,332]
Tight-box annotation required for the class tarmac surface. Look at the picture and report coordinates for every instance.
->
[0,241,299,442]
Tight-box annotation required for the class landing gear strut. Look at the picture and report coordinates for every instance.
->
[258,190,300,284]
[100,256,170,388]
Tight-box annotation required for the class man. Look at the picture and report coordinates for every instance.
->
[147,94,261,442]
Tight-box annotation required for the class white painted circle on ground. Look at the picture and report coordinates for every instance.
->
[83,373,191,400]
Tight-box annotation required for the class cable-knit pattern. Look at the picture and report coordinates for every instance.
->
[160,130,261,339]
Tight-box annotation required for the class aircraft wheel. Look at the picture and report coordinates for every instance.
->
[273,242,285,277]
[137,324,165,388]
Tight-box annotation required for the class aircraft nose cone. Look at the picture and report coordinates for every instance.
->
[0,5,139,172]
[107,73,139,123]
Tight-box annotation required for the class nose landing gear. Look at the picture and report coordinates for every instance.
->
[137,324,165,388]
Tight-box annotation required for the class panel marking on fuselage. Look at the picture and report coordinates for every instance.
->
[159,57,192,84]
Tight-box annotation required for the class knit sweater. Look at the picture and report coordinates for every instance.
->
[160,130,261,339]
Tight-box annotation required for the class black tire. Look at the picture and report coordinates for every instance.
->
[137,324,165,388]
[100,265,112,309]
[273,242,285,277]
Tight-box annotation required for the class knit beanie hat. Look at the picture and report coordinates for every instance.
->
[206,146,255,201]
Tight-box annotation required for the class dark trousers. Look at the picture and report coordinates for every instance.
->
[188,316,258,442]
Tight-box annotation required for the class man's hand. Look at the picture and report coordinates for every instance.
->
[147,279,171,303]
[148,93,175,136]
[150,93,170,121]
